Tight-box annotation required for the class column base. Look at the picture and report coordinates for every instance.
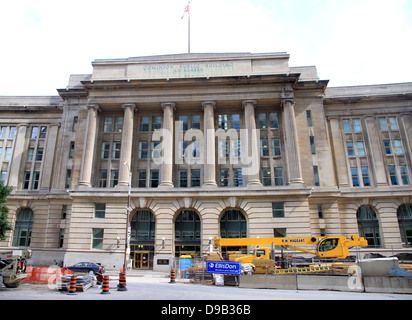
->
[247,180,262,188]
[202,181,218,188]
[77,182,92,188]
[158,182,174,189]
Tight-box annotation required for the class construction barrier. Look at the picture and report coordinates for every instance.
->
[67,275,77,295]
[24,266,74,284]
[170,269,176,283]
[100,275,110,294]
[117,269,127,291]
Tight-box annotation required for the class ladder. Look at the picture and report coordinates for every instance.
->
[273,265,331,275]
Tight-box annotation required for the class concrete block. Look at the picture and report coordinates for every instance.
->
[358,258,399,277]
[364,276,412,294]
[239,274,297,290]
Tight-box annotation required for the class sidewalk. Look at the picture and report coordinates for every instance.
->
[106,269,170,278]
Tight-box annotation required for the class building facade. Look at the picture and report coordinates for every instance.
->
[0,52,411,271]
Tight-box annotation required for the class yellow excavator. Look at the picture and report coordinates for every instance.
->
[213,235,368,265]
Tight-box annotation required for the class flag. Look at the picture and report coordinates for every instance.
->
[181,3,189,20]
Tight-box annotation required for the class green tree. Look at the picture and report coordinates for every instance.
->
[0,181,12,241]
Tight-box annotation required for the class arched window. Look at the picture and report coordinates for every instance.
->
[12,208,33,247]
[130,210,155,243]
[175,210,201,257]
[397,204,412,247]
[357,206,381,248]
[220,209,247,238]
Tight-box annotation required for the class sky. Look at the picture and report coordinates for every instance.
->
[1,0,411,96]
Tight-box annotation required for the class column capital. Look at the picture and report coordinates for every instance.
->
[87,104,101,112]
[242,100,257,108]
[122,103,137,112]
[201,101,216,109]
[161,102,176,111]
[281,98,296,108]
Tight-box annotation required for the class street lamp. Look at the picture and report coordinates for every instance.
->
[123,161,132,275]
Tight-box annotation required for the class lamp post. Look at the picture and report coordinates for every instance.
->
[123,161,132,275]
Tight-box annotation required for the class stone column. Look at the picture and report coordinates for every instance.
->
[118,104,137,187]
[202,101,217,188]
[78,104,100,187]
[282,98,304,185]
[159,103,175,188]
[41,123,60,190]
[8,124,28,188]
[328,116,350,187]
[242,100,262,187]
[365,115,388,186]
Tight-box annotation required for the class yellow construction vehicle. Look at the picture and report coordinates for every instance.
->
[213,235,368,264]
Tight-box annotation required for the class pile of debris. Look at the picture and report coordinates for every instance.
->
[57,275,96,292]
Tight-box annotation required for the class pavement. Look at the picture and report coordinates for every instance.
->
[1,270,411,301]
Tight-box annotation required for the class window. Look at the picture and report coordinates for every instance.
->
[274,167,284,186]
[139,142,148,159]
[62,205,67,220]
[388,165,398,185]
[175,210,201,243]
[274,228,286,238]
[35,148,43,161]
[393,140,403,154]
[272,203,285,218]
[72,116,78,132]
[378,118,387,131]
[269,113,279,128]
[140,116,150,131]
[69,142,75,158]
[23,172,30,189]
[388,117,398,130]
[352,119,361,132]
[95,204,106,218]
[351,167,360,187]
[152,116,162,131]
[0,127,7,138]
[191,115,201,129]
[27,148,34,161]
[1,171,7,183]
[31,127,39,139]
[220,209,247,238]
[361,167,371,186]
[217,114,228,130]
[112,142,121,159]
[103,117,112,132]
[343,118,361,132]
[110,170,119,187]
[357,206,381,248]
[257,113,267,129]
[191,169,200,187]
[219,169,230,187]
[101,142,110,159]
[233,168,243,187]
[178,170,188,188]
[383,140,392,155]
[356,141,366,156]
[343,119,351,133]
[59,229,64,248]
[346,141,355,156]
[260,138,269,157]
[400,166,410,185]
[92,228,104,249]
[114,117,123,132]
[12,208,34,247]
[138,170,147,188]
[313,166,320,186]
[397,205,412,247]
[306,111,312,127]
[272,139,281,157]
[179,116,189,131]
[32,172,40,189]
[262,168,271,186]
[65,169,71,189]
[150,170,159,188]
[4,147,12,161]
[310,136,316,154]
[131,210,156,241]
[98,170,108,188]
[39,126,47,139]
[9,127,16,139]
[230,114,241,129]
[318,204,323,219]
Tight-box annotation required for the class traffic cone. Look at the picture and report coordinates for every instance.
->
[169,269,176,283]
[67,275,77,295]
[100,275,111,294]
[117,269,127,291]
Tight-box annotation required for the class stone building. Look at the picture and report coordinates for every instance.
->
[0,52,411,271]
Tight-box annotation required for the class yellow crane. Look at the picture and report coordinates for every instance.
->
[213,235,368,261]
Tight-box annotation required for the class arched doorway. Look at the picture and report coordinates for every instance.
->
[397,204,412,247]
[130,209,155,269]
[219,209,247,257]
[12,208,33,247]
[357,206,381,248]
[174,210,201,257]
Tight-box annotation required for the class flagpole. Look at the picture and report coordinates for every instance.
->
[188,1,191,53]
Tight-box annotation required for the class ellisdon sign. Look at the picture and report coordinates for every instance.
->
[206,261,241,275]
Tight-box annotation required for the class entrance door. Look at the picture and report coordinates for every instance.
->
[134,251,150,269]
